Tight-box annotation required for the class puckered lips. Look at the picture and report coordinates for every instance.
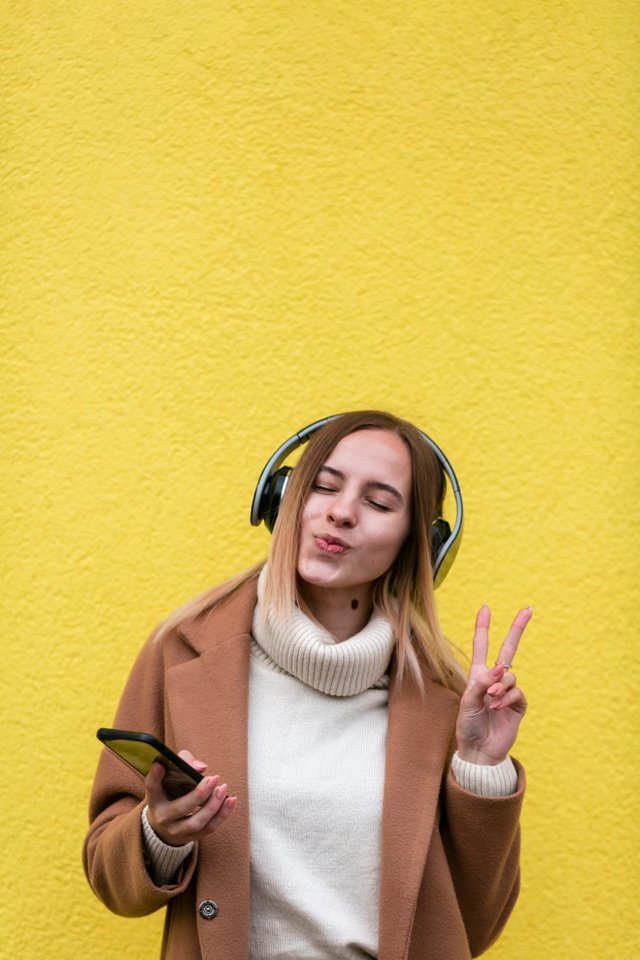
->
[313,534,350,555]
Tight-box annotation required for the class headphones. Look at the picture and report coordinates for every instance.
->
[250,416,463,587]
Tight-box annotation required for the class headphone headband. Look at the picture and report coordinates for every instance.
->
[250,415,463,587]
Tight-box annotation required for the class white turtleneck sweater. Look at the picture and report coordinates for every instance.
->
[142,571,517,959]
[246,572,397,960]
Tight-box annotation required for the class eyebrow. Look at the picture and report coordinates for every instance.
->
[317,464,405,505]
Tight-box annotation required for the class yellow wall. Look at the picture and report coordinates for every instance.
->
[2,2,638,957]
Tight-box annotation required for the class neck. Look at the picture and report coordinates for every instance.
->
[298,582,373,641]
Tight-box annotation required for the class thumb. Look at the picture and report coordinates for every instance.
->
[145,761,168,804]
[464,664,505,708]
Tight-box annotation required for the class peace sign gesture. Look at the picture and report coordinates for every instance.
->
[456,605,532,766]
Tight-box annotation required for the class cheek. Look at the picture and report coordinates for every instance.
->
[300,502,316,530]
[298,503,319,554]
[382,519,410,560]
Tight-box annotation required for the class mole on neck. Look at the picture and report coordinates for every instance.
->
[351,598,359,610]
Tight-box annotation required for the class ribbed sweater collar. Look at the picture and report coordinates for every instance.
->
[251,567,395,697]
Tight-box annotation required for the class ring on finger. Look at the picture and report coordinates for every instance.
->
[495,661,513,671]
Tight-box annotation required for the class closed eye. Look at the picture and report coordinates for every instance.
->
[311,483,336,493]
[367,500,392,512]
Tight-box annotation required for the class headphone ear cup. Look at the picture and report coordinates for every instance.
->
[431,518,452,566]
[263,466,293,532]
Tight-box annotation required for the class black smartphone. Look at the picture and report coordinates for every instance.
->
[96,728,203,799]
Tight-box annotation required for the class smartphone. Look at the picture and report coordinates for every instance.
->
[97,728,203,799]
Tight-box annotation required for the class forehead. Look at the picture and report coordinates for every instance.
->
[323,429,412,484]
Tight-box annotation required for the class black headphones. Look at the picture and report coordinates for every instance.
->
[250,416,463,588]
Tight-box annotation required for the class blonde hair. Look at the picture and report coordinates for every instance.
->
[153,411,465,693]
[150,562,264,644]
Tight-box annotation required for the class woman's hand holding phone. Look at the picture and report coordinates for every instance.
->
[145,749,237,846]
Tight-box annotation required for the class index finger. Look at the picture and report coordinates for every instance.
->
[496,607,533,667]
[178,749,207,772]
[471,605,491,665]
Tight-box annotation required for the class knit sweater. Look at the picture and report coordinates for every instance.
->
[246,574,397,959]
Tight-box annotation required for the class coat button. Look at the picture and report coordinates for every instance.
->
[198,900,219,920]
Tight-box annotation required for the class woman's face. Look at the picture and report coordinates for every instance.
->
[296,429,412,599]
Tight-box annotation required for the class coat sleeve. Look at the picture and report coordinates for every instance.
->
[82,632,199,917]
[440,758,525,956]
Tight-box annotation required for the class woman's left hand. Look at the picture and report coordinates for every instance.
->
[455,605,532,765]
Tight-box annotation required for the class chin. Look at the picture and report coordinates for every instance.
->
[297,559,350,590]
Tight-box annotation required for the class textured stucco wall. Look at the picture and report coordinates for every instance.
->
[2,2,638,958]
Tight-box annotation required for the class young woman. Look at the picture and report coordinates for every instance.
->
[84,410,531,960]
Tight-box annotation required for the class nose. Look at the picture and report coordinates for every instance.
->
[327,490,357,527]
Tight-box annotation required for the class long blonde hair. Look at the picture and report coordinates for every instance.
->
[153,411,465,693]
[265,411,465,692]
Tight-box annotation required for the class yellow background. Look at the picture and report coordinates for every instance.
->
[2,2,638,957]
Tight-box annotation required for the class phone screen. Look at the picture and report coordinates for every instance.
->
[97,729,203,799]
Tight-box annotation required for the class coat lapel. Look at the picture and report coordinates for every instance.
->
[379,667,459,960]
[166,579,258,960]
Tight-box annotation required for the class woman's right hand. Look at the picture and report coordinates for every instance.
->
[145,750,237,846]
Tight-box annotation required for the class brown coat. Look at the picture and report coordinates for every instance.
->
[84,578,524,960]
